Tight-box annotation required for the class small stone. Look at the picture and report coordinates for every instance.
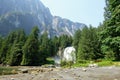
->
[31,71,38,74]
[51,78,59,80]
[12,69,17,74]
[11,78,15,80]
[31,75,34,79]
[20,69,28,73]
[49,68,53,71]
[82,68,87,72]
[65,71,67,73]
[74,77,79,79]
[72,73,76,75]
[77,75,80,77]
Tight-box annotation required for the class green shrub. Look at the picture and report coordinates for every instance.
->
[46,57,55,64]
[105,50,115,60]
[97,60,113,66]
[60,61,73,68]
[77,60,88,64]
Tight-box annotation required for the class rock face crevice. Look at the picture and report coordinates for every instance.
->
[0,0,85,37]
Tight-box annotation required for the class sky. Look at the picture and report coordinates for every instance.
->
[40,0,106,27]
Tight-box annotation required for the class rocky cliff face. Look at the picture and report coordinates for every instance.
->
[0,0,85,36]
[52,16,85,36]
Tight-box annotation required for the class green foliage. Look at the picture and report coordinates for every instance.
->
[72,63,89,67]
[77,26,101,61]
[21,26,40,66]
[9,43,23,66]
[73,29,81,52]
[97,60,113,66]
[0,35,3,47]
[1,0,120,66]
[0,27,73,66]
[101,0,120,60]
[45,57,55,64]
[113,62,120,66]
[0,31,18,64]
[8,30,26,66]
[77,60,88,64]
[51,36,59,56]
[59,35,73,49]
[72,60,90,67]
[0,29,25,65]
[0,41,8,63]
[104,50,115,60]
[39,32,52,63]
[60,61,73,68]
[73,60,114,67]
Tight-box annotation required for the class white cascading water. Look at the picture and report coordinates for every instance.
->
[63,46,76,63]
[54,46,76,66]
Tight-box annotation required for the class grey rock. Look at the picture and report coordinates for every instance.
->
[20,69,28,73]
[0,0,85,37]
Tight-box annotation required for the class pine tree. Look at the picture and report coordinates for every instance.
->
[59,35,73,49]
[21,26,40,66]
[0,36,3,48]
[9,42,23,66]
[101,0,120,60]
[73,29,81,53]
[0,31,16,64]
[77,26,100,61]
[0,36,4,63]
[51,36,59,56]
[8,30,26,66]
[77,27,90,60]
[39,32,50,58]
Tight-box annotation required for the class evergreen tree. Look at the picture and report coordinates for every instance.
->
[21,26,40,66]
[59,35,73,49]
[39,32,50,62]
[77,26,100,61]
[77,27,89,60]
[0,31,16,64]
[0,36,4,63]
[73,29,81,52]
[9,42,23,66]
[39,31,56,64]
[51,36,59,56]
[0,36,3,47]
[0,41,7,63]
[8,30,26,66]
[101,0,120,60]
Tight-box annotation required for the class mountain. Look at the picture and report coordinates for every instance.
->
[0,0,85,37]
[52,16,85,36]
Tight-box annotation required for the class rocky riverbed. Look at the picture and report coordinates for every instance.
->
[0,66,120,80]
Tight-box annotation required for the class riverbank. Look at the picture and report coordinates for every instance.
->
[0,66,120,80]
